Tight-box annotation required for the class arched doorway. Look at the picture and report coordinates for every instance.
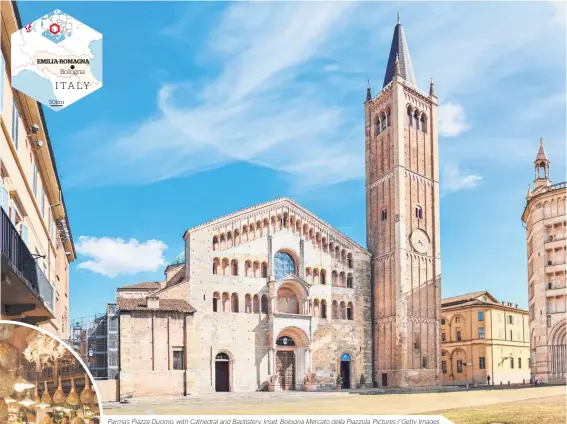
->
[340,353,351,389]
[276,336,296,390]
[215,352,231,392]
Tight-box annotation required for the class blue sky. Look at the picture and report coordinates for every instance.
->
[16,1,566,322]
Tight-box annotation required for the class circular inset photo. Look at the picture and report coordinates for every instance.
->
[0,321,101,424]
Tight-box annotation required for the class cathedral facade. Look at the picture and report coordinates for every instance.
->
[113,18,442,397]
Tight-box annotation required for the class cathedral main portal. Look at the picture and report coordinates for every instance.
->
[276,350,296,390]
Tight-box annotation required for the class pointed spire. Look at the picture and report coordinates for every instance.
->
[429,78,436,97]
[366,80,372,101]
[382,15,417,87]
[535,137,549,163]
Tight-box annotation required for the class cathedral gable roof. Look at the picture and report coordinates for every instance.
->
[183,197,369,255]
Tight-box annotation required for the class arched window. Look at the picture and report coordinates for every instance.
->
[339,272,346,287]
[407,106,413,126]
[381,208,388,221]
[320,300,327,319]
[347,253,353,268]
[332,271,338,286]
[347,273,353,289]
[340,301,346,320]
[213,258,220,275]
[380,112,387,131]
[313,268,319,284]
[244,294,252,313]
[212,236,219,251]
[213,292,220,312]
[222,258,229,275]
[413,110,419,128]
[231,293,239,313]
[253,261,260,277]
[415,206,423,219]
[261,294,269,313]
[375,116,381,135]
[245,260,252,277]
[261,262,268,278]
[253,294,260,313]
[332,301,339,319]
[347,302,353,320]
[215,352,229,361]
[227,231,232,247]
[220,234,226,249]
[230,259,238,276]
[313,299,320,317]
[306,267,312,281]
[420,114,426,132]
[222,292,230,312]
[273,252,296,280]
[387,108,391,127]
[320,269,327,285]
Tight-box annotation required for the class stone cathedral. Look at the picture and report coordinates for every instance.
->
[114,18,442,397]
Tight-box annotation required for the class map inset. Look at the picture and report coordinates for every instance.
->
[11,9,102,111]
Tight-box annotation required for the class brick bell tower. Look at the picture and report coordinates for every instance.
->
[365,14,442,387]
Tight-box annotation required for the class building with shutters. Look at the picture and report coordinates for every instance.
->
[0,1,76,339]
[440,291,530,386]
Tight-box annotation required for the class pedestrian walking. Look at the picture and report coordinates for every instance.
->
[486,375,491,389]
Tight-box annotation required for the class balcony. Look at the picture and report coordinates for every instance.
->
[0,208,54,325]
[545,234,567,250]
[545,259,566,274]
[546,281,566,297]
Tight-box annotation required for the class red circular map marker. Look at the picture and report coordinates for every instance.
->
[49,23,60,35]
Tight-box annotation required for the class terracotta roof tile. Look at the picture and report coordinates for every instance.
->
[441,291,487,305]
[117,298,195,313]
[117,282,160,291]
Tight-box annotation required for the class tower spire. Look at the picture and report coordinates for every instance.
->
[382,14,416,88]
[366,80,372,101]
[534,137,551,187]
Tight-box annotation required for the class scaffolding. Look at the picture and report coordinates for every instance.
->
[69,312,109,379]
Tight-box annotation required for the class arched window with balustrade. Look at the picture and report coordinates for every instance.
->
[213,292,220,312]
[222,292,230,312]
[245,294,252,313]
[340,301,346,320]
[261,262,268,278]
[321,300,327,319]
[231,293,239,313]
[230,259,238,276]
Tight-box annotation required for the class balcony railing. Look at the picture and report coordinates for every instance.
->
[1,208,54,311]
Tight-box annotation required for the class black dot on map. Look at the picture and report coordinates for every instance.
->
[70,65,75,70]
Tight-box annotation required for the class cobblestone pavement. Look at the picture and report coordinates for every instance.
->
[103,385,566,415]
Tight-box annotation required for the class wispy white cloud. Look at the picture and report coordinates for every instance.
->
[75,236,168,278]
[442,163,482,195]
[438,102,470,137]
[63,2,564,195]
